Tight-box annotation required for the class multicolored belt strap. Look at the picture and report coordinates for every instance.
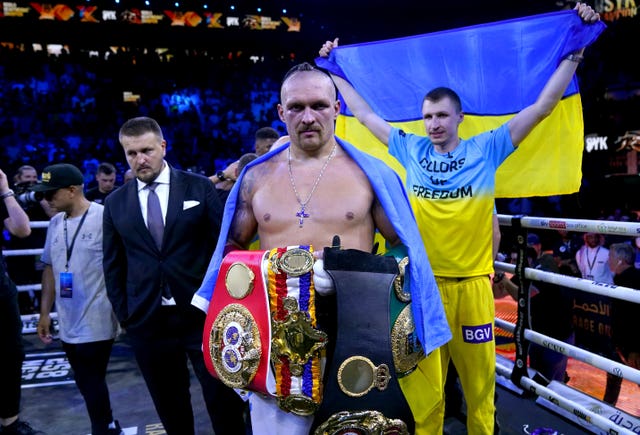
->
[267,245,327,416]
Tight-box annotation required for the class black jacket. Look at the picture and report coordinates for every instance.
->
[103,168,223,335]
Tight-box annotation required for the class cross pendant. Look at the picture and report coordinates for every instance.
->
[296,205,310,227]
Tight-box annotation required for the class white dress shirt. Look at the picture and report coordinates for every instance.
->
[136,161,170,227]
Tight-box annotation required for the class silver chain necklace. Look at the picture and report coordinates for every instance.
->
[287,144,337,227]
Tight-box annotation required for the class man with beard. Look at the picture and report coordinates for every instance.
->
[103,117,247,435]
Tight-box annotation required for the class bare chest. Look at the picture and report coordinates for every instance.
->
[252,161,376,250]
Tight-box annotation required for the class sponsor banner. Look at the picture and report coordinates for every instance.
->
[1,2,301,31]
[22,351,74,388]
[598,0,639,22]
[21,312,58,335]
[572,291,613,357]
[539,381,640,434]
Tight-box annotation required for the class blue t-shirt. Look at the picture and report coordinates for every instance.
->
[389,124,514,277]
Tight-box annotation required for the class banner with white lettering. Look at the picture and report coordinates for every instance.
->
[572,291,614,358]
[22,351,74,388]
[539,381,640,434]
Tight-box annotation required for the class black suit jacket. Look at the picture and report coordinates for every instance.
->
[103,168,223,335]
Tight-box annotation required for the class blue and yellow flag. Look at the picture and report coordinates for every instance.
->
[316,10,605,198]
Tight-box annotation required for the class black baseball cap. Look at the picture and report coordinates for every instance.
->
[31,164,84,192]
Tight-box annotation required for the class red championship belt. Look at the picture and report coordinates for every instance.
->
[203,250,274,396]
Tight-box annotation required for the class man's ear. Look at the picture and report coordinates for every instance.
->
[277,104,285,122]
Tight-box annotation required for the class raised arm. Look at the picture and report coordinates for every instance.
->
[0,168,30,238]
[508,2,600,147]
[319,38,392,147]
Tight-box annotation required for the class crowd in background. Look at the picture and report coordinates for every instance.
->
[1,21,639,434]
[1,43,638,222]
[0,44,291,183]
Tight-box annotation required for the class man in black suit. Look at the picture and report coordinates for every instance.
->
[103,117,247,435]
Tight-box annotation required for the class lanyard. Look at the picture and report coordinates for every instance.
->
[63,207,89,271]
[586,246,601,274]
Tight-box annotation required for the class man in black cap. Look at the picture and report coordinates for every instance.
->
[31,163,123,435]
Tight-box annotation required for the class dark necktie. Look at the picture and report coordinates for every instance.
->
[146,182,163,250]
[146,182,172,299]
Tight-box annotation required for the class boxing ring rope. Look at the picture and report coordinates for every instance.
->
[494,359,637,435]
[495,317,640,386]
[495,261,640,304]
[4,217,640,432]
[3,221,53,334]
[495,214,640,434]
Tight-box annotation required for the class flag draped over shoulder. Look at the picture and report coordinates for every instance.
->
[316,10,606,198]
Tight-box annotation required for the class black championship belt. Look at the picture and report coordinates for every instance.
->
[312,245,415,435]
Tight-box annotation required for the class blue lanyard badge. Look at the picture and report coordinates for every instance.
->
[60,271,73,298]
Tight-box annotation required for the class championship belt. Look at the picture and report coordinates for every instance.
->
[203,250,273,395]
[386,245,425,377]
[267,245,328,416]
[312,244,416,435]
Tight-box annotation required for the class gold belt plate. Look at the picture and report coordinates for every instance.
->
[278,393,320,416]
[271,297,328,376]
[209,304,261,388]
[225,261,255,299]
[271,247,314,276]
[337,356,390,398]
[313,410,409,435]
[391,304,424,377]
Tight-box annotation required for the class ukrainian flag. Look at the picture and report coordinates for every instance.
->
[316,10,606,198]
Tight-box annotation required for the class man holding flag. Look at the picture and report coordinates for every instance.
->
[318,3,602,433]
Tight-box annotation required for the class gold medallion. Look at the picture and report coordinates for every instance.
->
[209,304,261,388]
[313,410,409,435]
[278,394,320,416]
[271,301,328,376]
[337,356,391,397]
[225,262,255,299]
[391,305,424,377]
[271,248,314,276]
[393,257,411,303]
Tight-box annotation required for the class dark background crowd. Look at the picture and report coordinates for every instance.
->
[0,44,291,182]
[0,0,638,217]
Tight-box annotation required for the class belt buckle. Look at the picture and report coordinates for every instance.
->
[270,247,314,276]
